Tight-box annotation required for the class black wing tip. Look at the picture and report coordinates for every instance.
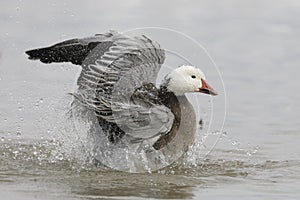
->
[25,49,39,60]
[25,47,54,64]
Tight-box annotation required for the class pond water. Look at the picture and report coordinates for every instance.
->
[0,0,300,199]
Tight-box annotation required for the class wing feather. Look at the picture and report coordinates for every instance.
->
[26,30,173,142]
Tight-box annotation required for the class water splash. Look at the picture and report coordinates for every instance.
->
[185,128,261,169]
[1,93,260,174]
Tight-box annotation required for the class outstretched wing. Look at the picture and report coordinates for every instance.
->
[26,32,115,66]
[26,31,174,142]
[74,31,174,141]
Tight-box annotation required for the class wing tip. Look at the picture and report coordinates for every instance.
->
[25,48,53,64]
[25,49,38,60]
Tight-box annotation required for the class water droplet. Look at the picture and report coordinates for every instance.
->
[1,137,4,142]
[56,153,64,160]
[12,150,19,157]
[16,130,21,137]
[222,131,228,137]
[35,98,44,107]
[18,106,23,111]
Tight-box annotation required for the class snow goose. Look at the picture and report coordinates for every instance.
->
[26,31,217,172]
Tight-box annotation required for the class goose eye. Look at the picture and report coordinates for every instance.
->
[191,75,196,79]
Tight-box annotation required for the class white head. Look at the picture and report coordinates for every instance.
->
[162,65,217,96]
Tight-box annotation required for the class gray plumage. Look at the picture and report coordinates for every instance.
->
[25,31,208,172]
[26,31,174,144]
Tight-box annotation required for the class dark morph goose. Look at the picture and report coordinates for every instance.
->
[26,31,217,171]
